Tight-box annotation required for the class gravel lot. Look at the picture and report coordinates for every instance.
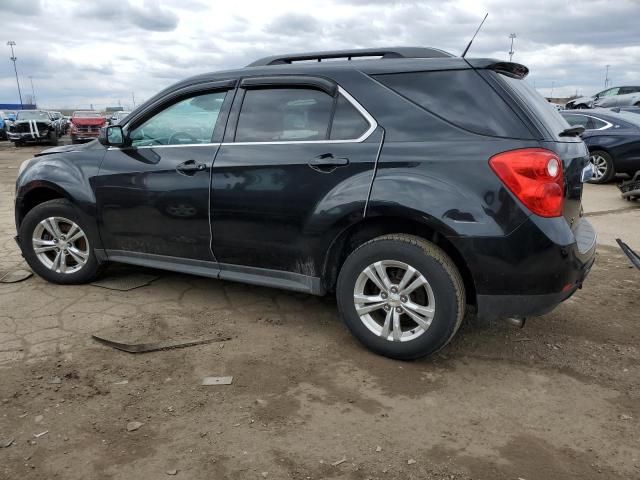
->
[1,139,639,480]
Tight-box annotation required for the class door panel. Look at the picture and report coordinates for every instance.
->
[96,88,232,261]
[210,131,383,275]
[96,145,218,260]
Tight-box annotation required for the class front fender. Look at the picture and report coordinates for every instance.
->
[15,148,106,245]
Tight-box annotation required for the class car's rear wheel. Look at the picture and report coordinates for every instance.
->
[336,234,465,360]
[19,199,102,284]
[589,150,615,184]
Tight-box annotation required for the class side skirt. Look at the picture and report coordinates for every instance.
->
[100,250,325,295]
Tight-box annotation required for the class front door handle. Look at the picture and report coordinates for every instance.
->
[308,153,350,173]
[176,159,206,175]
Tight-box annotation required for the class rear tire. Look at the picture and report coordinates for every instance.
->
[19,199,102,284]
[336,234,465,360]
[588,150,615,184]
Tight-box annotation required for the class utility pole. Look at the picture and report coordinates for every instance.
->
[6,41,23,109]
[604,65,610,88]
[28,76,36,106]
[550,81,555,99]
[508,33,516,62]
[131,92,136,108]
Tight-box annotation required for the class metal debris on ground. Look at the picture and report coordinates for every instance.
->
[201,376,233,386]
[90,273,159,291]
[166,469,178,476]
[126,421,144,432]
[407,459,417,465]
[92,334,231,353]
[33,431,48,438]
[331,457,347,466]
[0,438,14,448]
[0,269,33,283]
[616,239,640,270]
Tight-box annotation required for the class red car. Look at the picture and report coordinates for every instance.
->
[70,111,106,144]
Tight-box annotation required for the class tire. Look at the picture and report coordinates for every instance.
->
[49,130,58,146]
[13,141,23,147]
[19,199,102,284]
[588,150,615,184]
[336,234,465,360]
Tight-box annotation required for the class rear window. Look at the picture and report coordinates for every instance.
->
[374,70,532,138]
[497,75,571,140]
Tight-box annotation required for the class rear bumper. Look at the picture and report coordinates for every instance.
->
[450,216,597,320]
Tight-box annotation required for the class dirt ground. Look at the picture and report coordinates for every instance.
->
[1,139,639,480]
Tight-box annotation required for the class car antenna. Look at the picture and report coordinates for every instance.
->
[461,13,488,58]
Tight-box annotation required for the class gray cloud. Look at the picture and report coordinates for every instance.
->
[0,0,42,16]
[0,0,638,108]
[75,0,179,32]
[265,13,321,35]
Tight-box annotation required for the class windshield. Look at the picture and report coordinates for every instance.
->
[498,74,570,140]
[73,111,102,118]
[16,111,50,121]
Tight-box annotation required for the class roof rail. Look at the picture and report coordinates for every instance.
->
[247,47,453,67]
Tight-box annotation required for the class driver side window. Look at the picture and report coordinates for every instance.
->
[129,91,226,147]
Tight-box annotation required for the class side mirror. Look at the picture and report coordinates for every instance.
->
[99,125,125,147]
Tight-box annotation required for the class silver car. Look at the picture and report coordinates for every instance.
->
[566,86,640,109]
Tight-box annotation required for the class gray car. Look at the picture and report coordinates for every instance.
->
[566,86,640,109]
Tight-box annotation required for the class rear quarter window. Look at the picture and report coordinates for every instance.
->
[373,70,533,138]
[497,74,571,140]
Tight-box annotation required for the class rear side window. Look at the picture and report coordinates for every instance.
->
[236,88,333,142]
[374,70,531,138]
[563,114,592,129]
[498,74,570,140]
[330,94,369,140]
[590,117,609,130]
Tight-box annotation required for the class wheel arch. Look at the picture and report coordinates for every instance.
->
[322,215,476,306]
[16,183,70,227]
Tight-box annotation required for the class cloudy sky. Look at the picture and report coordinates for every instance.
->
[1,0,639,109]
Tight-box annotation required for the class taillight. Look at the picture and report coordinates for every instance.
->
[489,148,564,218]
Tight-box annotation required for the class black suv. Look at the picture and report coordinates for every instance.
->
[14,47,596,360]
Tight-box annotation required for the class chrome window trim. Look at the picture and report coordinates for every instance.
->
[565,113,613,131]
[227,86,377,145]
[108,85,378,150]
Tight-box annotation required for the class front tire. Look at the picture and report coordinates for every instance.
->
[49,130,58,146]
[19,199,102,284]
[588,150,615,184]
[336,234,465,360]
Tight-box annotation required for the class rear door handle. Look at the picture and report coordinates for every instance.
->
[176,159,206,175]
[308,153,349,173]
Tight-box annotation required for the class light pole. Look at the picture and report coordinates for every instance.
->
[28,75,36,106]
[604,65,610,88]
[508,33,516,62]
[7,41,23,109]
[550,81,555,99]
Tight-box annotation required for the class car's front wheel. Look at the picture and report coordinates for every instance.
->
[336,234,465,360]
[589,150,615,184]
[19,199,102,284]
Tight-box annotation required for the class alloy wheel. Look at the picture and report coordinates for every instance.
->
[353,260,435,342]
[32,216,89,274]
[590,154,608,180]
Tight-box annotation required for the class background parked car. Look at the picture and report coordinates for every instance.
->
[566,86,640,109]
[48,111,67,136]
[0,110,11,140]
[7,110,59,146]
[561,108,640,183]
[109,111,131,125]
[70,111,107,144]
